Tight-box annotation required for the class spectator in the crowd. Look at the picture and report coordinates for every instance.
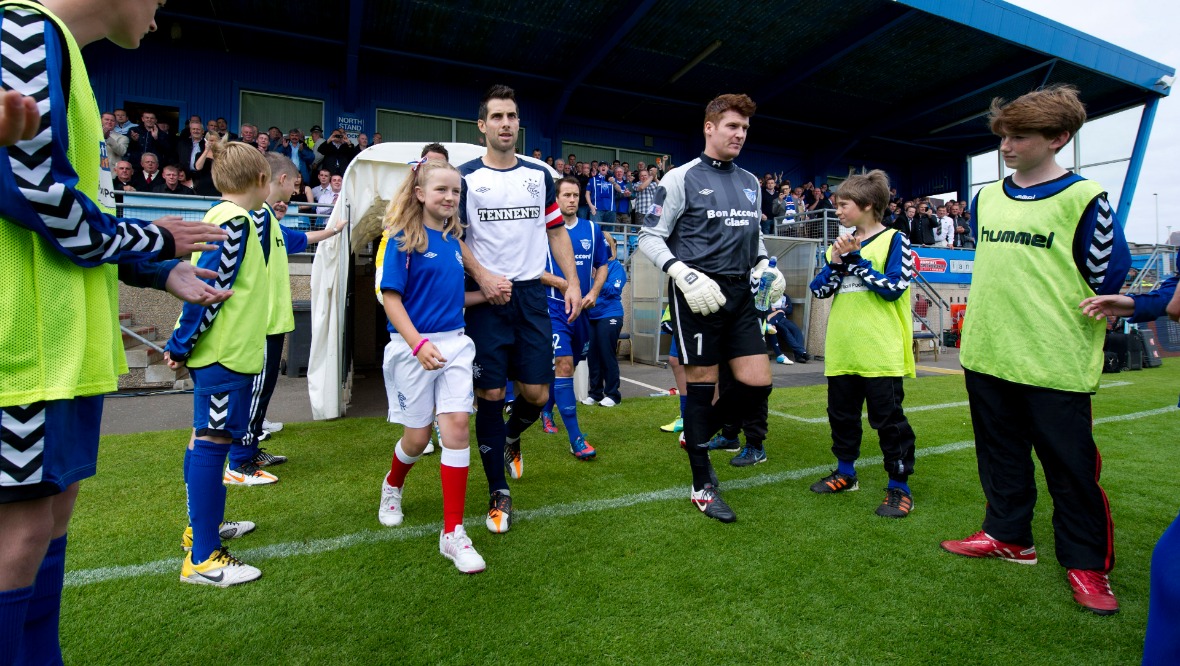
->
[316,173,343,217]
[612,165,632,226]
[553,158,566,176]
[238,123,257,146]
[372,132,383,144]
[357,133,370,152]
[216,117,237,141]
[176,166,195,191]
[112,160,135,191]
[134,110,175,167]
[311,167,331,202]
[911,202,937,246]
[205,119,220,139]
[934,205,954,248]
[255,133,270,153]
[765,294,810,364]
[152,165,195,195]
[111,108,136,135]
[177,121,218,196]
[318,128,357,175]
[290,172,315,215]
[900,204,920,241]
[266,126,283,150]
[950,201,975,248]
[309,125,326,167]
[802,181,817,208]
[131,152,163,190]
[576,161,592,220]
[587,162,616,227]
[279,128,315,182]
[813,188,835,212]
[882,201,899,227]
[760,175,778,235]
[631,166,657,223]
[531,148,542,160]
[102,112,129,163]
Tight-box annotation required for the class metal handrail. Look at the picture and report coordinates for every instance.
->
[1127,245,1175,294]
[121,324,164,353]
[910,270,947,344]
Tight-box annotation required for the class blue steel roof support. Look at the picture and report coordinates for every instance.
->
[1115,96,1159,227]
[548,0,659,134]
[756,9,921,103]
[898,0,1174,92]
[344,0,364,112]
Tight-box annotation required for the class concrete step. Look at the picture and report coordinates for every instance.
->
[145,362,187,384]
[119,312,133,324]
[124,343,163,368]
[121,325,158,346]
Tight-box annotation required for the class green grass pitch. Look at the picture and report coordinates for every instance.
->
[62,367,1180,664]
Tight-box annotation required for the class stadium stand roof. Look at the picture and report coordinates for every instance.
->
[160,0,1171,153]
[153,0,1172,209]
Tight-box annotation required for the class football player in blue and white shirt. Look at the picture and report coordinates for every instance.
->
[375,159,486,574]
[539,177,609,460]
[458,85,582,534]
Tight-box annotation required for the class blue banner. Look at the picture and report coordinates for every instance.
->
[910,247,975,284]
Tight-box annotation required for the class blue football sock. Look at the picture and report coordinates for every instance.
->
[504,382,515,403]
[679,395,687,419]
[837,459,857,477]
[475,397,509,493]
[0,585,33,664]
[228,440,255,469]
[21,534,66,663]
[888,479,911,495]
[554,377,583,444]
[188,439,229,562]
[545,382,556,415]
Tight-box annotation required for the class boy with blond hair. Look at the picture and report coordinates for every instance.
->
[941,85,1130,615]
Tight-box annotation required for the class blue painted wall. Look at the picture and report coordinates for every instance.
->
[83,40,959,198]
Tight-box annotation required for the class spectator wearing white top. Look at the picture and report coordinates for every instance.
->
[934,205,955,248]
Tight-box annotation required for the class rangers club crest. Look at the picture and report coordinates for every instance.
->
[744,189,757,204]
[524,177,541,198]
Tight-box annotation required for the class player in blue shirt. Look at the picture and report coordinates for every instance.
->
[585,233,628,407]
[374,159,485,574]
[539,177,609,459]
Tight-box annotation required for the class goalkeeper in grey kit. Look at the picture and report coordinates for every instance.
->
[638,93,784,522]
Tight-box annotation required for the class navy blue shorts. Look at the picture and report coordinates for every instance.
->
[0,397,103,503]
[465,279,554,390]
[190,364,255,441]
[549,299,590,364]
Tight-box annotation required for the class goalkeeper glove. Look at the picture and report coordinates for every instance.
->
[668,261,725,315]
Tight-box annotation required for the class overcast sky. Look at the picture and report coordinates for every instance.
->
[989,0,1179,244]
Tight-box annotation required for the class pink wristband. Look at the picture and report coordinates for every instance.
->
[412,338,429,356]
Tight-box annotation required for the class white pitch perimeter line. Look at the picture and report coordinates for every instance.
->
[64,441,975,588]
[1100,381,1132,388]
[64,405,1178,588]
[771,400,972,424]
[621,376,668,393]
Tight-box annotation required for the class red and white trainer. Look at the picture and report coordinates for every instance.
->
[1067,569,1119,615]
[940,530,1038,564]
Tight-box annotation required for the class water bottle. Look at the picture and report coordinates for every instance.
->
[754,257,778,311]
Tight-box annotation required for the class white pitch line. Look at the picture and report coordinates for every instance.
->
[1100,380,1132,388]
[1094,405,1177,423]
[64,441,976,588]
[63,406,1178,588]
[771,400,971,424]
[620,375,669,393]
